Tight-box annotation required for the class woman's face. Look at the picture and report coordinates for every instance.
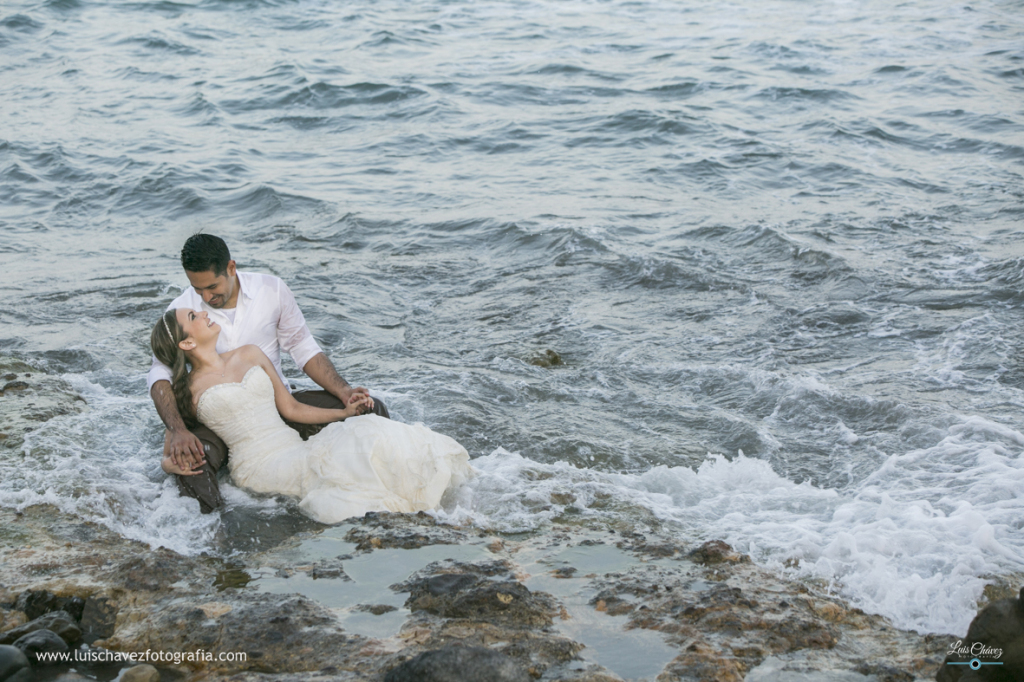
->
[175,308,219,347]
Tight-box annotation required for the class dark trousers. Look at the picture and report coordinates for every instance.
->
[177,390,389,514]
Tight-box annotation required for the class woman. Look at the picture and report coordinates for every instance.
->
[150,308,471,524]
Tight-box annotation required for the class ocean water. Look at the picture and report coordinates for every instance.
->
[1,0,1022,636]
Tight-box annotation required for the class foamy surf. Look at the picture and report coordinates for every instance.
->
[439,415,1024,635]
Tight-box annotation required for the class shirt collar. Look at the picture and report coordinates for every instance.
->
[235,271,258,302]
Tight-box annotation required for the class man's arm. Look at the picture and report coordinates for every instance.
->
[151,380,205,470]
[302,353,373,412]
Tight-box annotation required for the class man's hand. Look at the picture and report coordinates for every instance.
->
[164,428,206,471]
[341,386,374,415]
[303,353,375,415]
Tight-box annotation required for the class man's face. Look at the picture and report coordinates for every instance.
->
[185,261,238,309]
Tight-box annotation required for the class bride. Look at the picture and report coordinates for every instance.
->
[150,308,471,524]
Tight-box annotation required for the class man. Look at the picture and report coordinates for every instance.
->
[148,233,389,513]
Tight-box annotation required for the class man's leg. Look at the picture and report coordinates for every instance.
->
[285,391,389,440]
[175,424,228,514]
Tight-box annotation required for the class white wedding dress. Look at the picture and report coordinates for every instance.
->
[196,366,472,524]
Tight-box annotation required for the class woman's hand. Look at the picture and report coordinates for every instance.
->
[343,386,375,414]
[341,393,372,418]
[162,455,206,476]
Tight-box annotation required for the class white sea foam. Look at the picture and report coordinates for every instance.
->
[439,415,1024,635]
[0,373,222,555]
[8,372,1021,634]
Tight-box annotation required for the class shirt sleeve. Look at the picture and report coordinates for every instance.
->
[146,354,173,392]
[275,278,323,370]
[146,298,180,392]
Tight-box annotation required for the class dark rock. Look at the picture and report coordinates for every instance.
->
[0,610,80,645]
[355,604,397,615]
[527,350,562,368]
[13,628,69,665]
[937,586,1024,682]
[2,382,29,393]
[407,577,555,628]
[423,573,482,598]
[384,645,530,682]
[135,594,363,673]
[79,597,117,644]
[687,540,751,565]
[13,591,85,622]
[344,512,467,550]
[308,564,349,581]
[0,645,31,682]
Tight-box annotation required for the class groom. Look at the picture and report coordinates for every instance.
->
[148,233,389,513]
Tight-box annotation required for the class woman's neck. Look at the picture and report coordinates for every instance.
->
[185,342,225,375]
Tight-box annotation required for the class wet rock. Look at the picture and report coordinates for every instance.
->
[0,645,31,682]
[119,664,160,682]
[687,540,751,565]
[108,593,365,674]
[384,644,530,682]
[197,602,233,619]
[527,350,563,368]
[108,551,189,591]
[79,596,117,644]
[404,570,555,628]
[856,662,915,682]
[0,613,26,634]
[307,565,348,580]
[344,511,470,550]
[0,358,87,451]
[663,642,746,682]
[938,586,1024,682]
[13,590,85,622]
[0,610,80,646]
[355,604,397,615]
[12,628,68,665]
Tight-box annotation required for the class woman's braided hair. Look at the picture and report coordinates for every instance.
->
[150,310,197,427]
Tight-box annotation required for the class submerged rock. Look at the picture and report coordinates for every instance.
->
[527,349,563,367]
[384,644,530,682]
[0,358,86,452]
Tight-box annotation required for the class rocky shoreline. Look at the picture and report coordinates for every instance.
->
[1,361,1015,681]
[0,504,966,682]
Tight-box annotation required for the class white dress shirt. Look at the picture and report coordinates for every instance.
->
[147,271,323,393]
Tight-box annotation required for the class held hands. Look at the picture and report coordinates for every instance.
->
[161,455,205,476]
[342,392,373,418]
[342,386,375,415]
[164,428,206,473]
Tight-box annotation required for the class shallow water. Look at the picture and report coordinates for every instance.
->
[1,0,1023,636]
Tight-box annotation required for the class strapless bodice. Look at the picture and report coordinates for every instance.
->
[197,366,310,497]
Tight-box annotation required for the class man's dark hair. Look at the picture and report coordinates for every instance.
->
[181,233,231,276]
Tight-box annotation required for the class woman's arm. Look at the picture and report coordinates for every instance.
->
[242,346,368,424]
